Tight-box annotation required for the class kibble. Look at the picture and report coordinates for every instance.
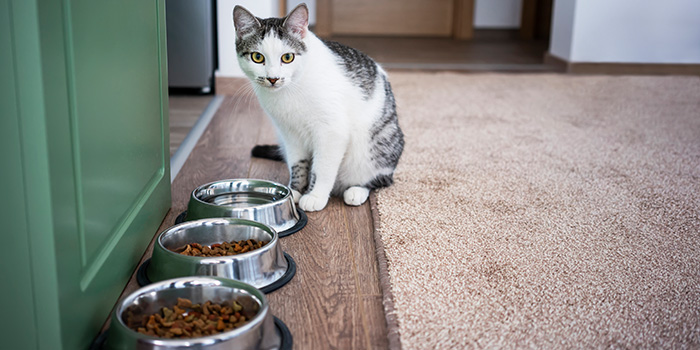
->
[124,297,256,339]
[177,239,268,257]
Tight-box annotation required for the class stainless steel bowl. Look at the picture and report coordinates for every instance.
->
[105,277,280,350]
[146,218,291,291]
[186,179,301,234]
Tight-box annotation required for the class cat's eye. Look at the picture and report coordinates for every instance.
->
[281,53,295,64]
[251,52,265,64]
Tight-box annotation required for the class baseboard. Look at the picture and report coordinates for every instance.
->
[545,53,700,75]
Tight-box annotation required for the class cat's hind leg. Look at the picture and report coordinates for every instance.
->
[343,186,370,206]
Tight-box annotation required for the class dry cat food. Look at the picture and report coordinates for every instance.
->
[124,297,257,338]
[177,239,268,257]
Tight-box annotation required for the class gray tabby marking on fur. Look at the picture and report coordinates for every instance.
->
[322,39,378,99]
[307,171,317,192]
[368,76,404,172]
[236,18,307,56]
[290,159,310,193]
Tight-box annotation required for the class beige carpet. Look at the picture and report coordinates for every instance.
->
[374,72,700,349]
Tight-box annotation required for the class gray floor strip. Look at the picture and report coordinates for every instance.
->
[170,95,224,182]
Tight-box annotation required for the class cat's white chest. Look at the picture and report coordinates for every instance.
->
[257,85,336,131]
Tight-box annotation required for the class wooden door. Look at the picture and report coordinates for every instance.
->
[1,0,171,349]
[316,0,475,39]
[333,0,453,36]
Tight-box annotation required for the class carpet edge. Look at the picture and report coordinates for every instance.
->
[370,191,402,350]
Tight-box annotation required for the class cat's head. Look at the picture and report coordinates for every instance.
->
[233,4,309,91]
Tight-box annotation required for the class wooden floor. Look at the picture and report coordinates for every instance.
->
[168,94,214,156]
[330,30,551,71]
[113,81,388,349]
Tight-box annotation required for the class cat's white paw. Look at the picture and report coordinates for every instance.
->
[299,193,329,212]
[291,189,302,203]
[343,186,369,206]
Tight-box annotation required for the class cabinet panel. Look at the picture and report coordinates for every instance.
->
[66,0,166,274]
[54,1,171,348]
[2,0,171,349]
[0,1,40,348]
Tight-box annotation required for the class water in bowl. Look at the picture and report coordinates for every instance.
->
[201,192,283,208]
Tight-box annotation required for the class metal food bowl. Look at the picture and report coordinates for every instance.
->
[185,179,304,235]
[105,277,280,350]
[145,218,294,292]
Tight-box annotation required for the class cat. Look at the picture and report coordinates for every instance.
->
[233,3,404,212]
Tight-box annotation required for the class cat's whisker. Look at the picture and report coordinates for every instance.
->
[229,81,254,116]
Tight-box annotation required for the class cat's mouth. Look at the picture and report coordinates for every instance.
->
[257,77,285,90]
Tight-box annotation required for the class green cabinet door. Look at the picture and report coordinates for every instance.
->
[0,0,171,349]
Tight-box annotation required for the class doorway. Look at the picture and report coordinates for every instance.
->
[310,0,554,71]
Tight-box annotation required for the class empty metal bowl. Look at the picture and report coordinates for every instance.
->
[185,179,305,235]
[145,218,294,292]
[105,277,280,350]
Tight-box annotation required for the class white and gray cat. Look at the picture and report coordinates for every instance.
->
[233,3,404,212]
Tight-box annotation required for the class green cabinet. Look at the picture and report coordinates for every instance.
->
[1,0,171,349]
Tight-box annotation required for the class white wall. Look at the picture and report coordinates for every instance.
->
[550,0,700,64]
[549,0,576,60]
[473,0,522,29]
[216,0,279,77]
[287,0,316,26]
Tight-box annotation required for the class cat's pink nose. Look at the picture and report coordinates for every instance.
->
[267,78,279,85]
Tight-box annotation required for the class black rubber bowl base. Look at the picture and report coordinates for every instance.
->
[90,316,292,350]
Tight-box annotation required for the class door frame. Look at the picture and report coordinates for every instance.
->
[520,0,553,40]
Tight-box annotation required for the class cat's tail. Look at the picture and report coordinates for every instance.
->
[251,144,285,162]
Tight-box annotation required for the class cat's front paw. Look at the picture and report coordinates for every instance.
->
[343,186,369,206]
[291,189,302,203]
[299,193,329,212]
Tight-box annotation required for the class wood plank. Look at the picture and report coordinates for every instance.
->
[363,296,390,349]
[268,295,366,350]
[314,0,332,38]
[345,202,382,296]
[331,31,549,67]
[332,0,453,37]
[169,94,214,156]
[267,198,363,348]
[273,198,357,297]
[278,0,286,17]
[452,0,475,40]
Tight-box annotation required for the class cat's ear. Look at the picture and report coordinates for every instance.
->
[283,3,309,39]
[233,5,260,39]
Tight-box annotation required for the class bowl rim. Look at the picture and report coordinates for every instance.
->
[156,217,280,263]
[189,178,293,212]
[113,276,269,345]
